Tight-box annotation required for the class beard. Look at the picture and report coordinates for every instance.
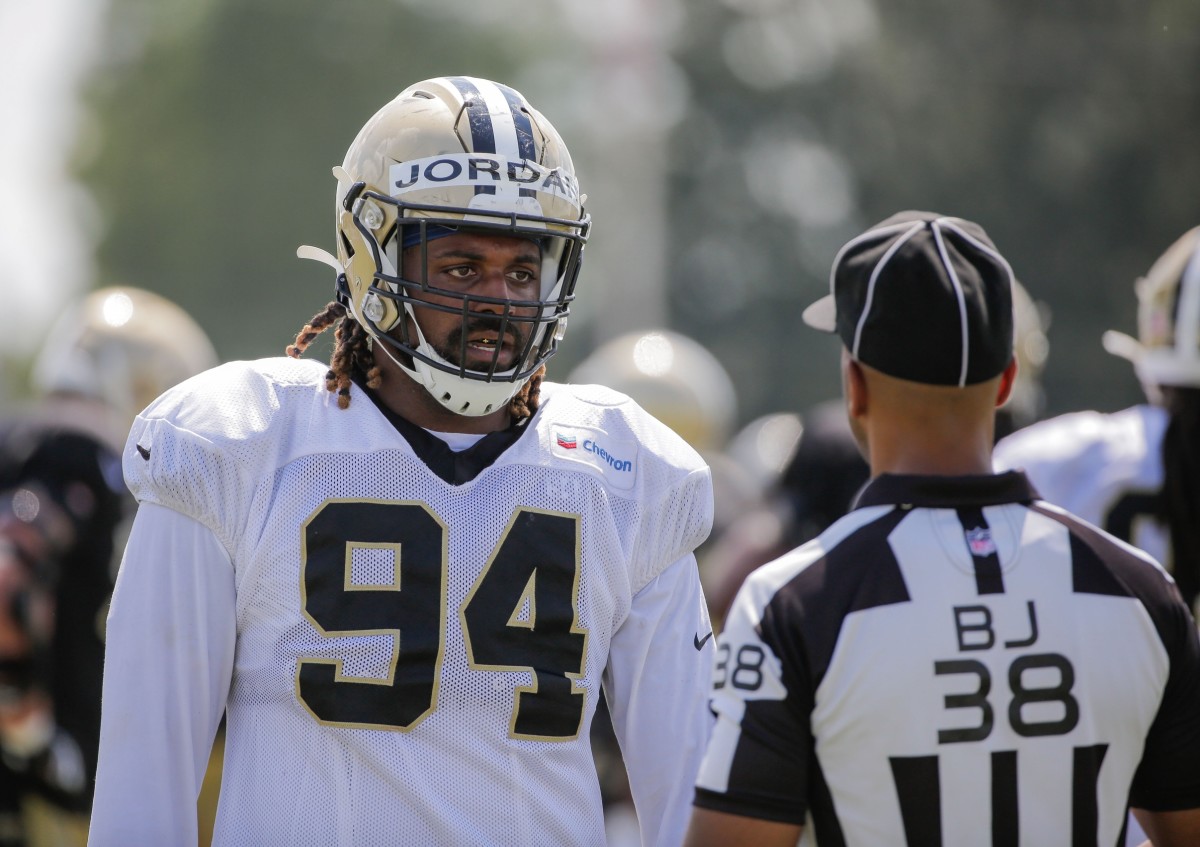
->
[434,313,532,372]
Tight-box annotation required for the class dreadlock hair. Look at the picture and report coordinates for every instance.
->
[1160,386,1200,612]
[286,300,377,410]
[286,302,545,421]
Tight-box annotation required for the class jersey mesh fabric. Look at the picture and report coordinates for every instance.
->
[122,358,712,846]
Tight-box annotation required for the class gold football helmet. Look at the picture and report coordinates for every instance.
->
[568,329,737,452]
[1104,226,1200,394]
[31,286,218,427]
[299,76,590,416]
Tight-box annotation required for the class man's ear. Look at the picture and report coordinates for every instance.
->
[844,352,868,420]
[995,358,1018,408]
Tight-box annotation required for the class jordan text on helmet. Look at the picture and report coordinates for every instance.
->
[390,154,580,204]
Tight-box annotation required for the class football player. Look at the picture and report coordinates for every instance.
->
[994,226,1200,616]
[88,77,716,846]
[701,399,869,624]
[0,287,217,846]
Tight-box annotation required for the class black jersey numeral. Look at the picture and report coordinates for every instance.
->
[297,501,448,730]
[1008,653,1079,737]
[461,509,587,740]
[934,659,993,743]
[714,643,767,691]
[935,652,1078,743]
[296,500,585,739]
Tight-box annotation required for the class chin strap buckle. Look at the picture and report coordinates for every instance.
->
[334,273,352,309]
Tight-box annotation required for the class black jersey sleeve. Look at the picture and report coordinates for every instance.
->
[1032,502,1200,812]
[1128,592,1200,810]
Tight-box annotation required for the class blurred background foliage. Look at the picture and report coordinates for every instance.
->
[61,0,1200,425]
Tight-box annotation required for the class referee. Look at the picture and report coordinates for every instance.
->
[685,211,1200,846]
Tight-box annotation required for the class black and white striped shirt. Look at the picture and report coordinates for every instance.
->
[695,472,1200,845]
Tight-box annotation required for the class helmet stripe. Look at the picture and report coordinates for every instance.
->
[468,78,521,159]
[449,76,528,162]
[495,83,537,161]
[448,77,532,198]
[447,76,498,154]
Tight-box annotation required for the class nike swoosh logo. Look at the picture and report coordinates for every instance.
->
[694,631,714,651]
[137,444,151,460]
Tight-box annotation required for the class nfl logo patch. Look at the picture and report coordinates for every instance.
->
[965,527,996,557]
[556,433,577,449]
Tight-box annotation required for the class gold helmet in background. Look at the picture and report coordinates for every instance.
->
[568,329,737,453]
[1104,226,1200,398]
[32,286,218,429]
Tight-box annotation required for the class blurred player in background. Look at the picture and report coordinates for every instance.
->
[0,287,217,847]
[702,399,868,623]
[995,226,1200,615]
[569,328,754,549]
[89,77,715,846]
[721,411,805,526]
[997,279,1051,439]
[568,329,738,455]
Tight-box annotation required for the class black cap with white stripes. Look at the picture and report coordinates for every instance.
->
[803,211,1015,387]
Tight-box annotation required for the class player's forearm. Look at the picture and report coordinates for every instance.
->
[683,808,803,847]
[1133,807,1200,847]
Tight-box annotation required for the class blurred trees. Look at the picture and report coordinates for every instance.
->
[667,0,1200,419]
[76,0,1200,421]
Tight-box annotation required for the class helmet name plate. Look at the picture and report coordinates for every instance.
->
[391,154,581,207]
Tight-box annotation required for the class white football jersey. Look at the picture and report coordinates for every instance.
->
[993,405,1168,565]
[89,357,716,847]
